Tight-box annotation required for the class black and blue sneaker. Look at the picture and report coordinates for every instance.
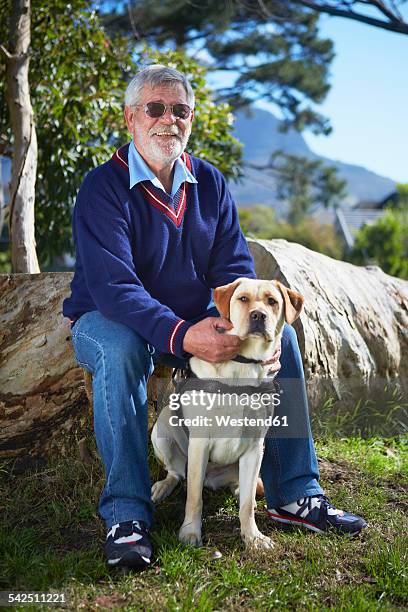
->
[105,520,152,569]
[267,495,367,535]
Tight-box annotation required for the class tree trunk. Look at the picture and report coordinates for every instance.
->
[249,239,408,409]
[1,242,407,461]
[4,0,40,273]
[0,273,83,464]
[0,159,6,242]
[0,273,172,464]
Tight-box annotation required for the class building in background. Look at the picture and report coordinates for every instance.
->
[335,191,398,251]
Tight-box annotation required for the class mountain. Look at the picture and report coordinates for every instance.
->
[229,107,396,210]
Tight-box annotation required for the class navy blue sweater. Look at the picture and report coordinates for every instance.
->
[63,144,255,358]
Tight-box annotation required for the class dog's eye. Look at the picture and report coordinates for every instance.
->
[268,297,277,306]
[239,296,249,302]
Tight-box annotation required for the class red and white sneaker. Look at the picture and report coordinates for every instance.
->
[105,520,152,569]
[267,495,367,535]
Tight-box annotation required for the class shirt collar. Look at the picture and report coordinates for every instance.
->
[128,140,197,197]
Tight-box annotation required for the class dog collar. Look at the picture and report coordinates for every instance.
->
[232,355,263,365]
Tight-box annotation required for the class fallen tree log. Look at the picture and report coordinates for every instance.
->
[0,273,83,464]
[0,273,171,464]
[1,239,407,461]
[249,239,408,412]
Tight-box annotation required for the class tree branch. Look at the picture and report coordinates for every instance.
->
[0,44,16,59]
[127,0,140,40]
[292,0,408,35]
[369,0,403,23]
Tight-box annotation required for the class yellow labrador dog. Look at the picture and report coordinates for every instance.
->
[151,278,304,549]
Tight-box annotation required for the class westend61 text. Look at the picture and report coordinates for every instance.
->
[168,414,288,428]
[168,390,281,411]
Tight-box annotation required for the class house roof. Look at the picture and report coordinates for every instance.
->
[335,208,385,249]
[355,190,398,210]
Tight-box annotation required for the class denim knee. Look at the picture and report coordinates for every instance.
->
[71,311,153,379]
[281,323,298,349]
[278,323,304,379]
[104,330,153,376]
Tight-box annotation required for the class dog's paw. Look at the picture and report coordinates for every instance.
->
[151,475,179,504]
[179,525,202,547]
[243,531,274,550]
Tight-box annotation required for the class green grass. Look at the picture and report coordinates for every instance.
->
[0,435,407,611]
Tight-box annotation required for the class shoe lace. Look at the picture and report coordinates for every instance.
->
[316,495,336,511]
[132,520,148,535]
[297,495,335,516]
[109,520,149,541]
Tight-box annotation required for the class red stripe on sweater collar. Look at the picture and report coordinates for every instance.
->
[112,144,192,227]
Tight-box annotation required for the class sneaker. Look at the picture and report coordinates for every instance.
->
[267,495,367,535]
[105,520,152,569]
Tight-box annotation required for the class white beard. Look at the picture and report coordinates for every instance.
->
[148,135,184,164]
[140,125,191,165]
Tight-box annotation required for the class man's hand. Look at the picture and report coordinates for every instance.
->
[183,317,241,363]
[262,341,281,376]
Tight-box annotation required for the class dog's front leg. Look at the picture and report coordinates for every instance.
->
[239,443,274,550]
[179,438,209,547]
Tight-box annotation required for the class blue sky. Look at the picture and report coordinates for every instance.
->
[300,14,408,183]
[103,3,408,183]
[206,11,408,183]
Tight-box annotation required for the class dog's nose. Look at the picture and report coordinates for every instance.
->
[250,310,267,322]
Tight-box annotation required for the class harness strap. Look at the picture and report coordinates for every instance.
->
[173,367,279,396]
[232,354,263,365]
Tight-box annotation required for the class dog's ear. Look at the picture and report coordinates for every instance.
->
[276,281,304,324]
[213,278,243,319]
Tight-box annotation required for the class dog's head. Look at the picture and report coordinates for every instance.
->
[213,278,304,341]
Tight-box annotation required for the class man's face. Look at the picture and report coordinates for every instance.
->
[124,82,194,167]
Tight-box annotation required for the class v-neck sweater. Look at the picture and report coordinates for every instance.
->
[62,144,255,358]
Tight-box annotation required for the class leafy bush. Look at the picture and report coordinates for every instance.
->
[350,208,408,279]
[238,205,343,259]
[0,3,241,268]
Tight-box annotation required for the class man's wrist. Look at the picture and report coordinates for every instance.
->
[182,326,193,354]
[171,319,194,359]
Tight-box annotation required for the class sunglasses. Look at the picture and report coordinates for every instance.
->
[137,101,192,120]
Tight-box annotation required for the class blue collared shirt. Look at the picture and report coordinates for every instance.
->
[128,140,197,198]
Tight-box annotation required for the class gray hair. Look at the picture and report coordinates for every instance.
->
[125,65,195,109]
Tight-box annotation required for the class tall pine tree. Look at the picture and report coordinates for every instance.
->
[99,0,334,134]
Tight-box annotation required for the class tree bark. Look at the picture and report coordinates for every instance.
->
[0,273,83,463]
[248,239,408,408]
[1,242,407,461]
[0,159,7,241]
[0,273,172,463]
[3,0,40,273]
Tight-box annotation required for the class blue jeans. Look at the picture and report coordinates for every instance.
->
[71,311,322,529]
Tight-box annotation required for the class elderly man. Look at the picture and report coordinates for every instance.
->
[63,65,366,571]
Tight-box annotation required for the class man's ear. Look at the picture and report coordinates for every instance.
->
[124,105,135,135]
[213,278,243,319]
[276,281,304,324]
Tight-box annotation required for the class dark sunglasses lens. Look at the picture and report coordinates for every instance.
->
[173,104,191,119]
[146,102,166,118]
